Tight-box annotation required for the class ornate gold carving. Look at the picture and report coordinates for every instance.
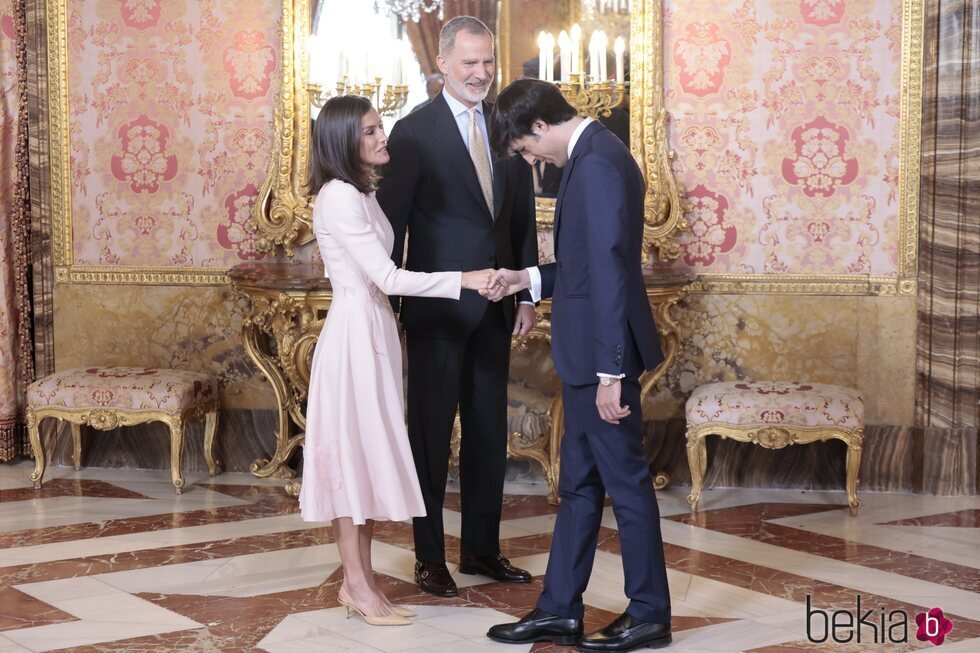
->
[686,423,863,515]
[231,279,330,478]
[688,275,916,296]
[250,0,315,257]
[27,400,220,494]
[48,0,71,268]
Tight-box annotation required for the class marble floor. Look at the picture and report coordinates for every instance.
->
[0,462,978,652]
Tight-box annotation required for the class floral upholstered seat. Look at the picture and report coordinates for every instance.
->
[28,367,217,414]
[685,381,864,515]
[26,367,221,494]
[686,381,864,431]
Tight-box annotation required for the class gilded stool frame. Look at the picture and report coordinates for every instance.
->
[27,400,222,494]
[685,424,864,515]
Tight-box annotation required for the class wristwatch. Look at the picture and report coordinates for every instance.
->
[599,376,620,387]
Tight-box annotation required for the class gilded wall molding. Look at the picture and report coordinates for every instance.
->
[688,275,913,296]
[45,0,286,287]
[54,266,230,286]
[898,0,924,282]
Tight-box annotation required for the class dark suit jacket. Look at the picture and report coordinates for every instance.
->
[539,121,663,385]
[377,92,538,339]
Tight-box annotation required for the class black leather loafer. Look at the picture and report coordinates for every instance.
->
[458,553,532,583]
[577,612,671,651]
[414,560,458,597]
[488,608,583,645]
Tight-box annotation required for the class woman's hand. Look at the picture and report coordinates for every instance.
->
[461,268,494,290]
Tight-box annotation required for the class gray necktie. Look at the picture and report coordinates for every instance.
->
[467,107,493,213]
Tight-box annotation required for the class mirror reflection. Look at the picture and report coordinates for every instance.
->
[307,0,631,198]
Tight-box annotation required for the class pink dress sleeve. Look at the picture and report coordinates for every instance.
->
[316,182,462,299]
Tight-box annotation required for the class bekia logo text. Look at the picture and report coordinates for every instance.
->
[806,596,954,646]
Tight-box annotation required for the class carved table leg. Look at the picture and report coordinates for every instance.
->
[204,407,222,476]
[241,322,299,479]
[167,416,185,494]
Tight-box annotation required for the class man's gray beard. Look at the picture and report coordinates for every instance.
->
[447,77,489,104]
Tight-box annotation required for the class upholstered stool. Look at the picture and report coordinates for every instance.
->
[685,381,864,515]
[26,367,220,493]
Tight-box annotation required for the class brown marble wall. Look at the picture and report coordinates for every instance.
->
[916,1,979,432]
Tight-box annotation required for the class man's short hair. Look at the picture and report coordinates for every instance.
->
[439,15,493,56]
[489,78,578,158]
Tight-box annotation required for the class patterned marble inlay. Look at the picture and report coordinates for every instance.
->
[0,462,979,651]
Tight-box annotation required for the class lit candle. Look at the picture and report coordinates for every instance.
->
[614,36,625,84]
[588,31,598,81]
[598,31,607,81]
[545,32,555,82]
[537,31,547,80]
[557,30,571,82]
[570,23,582,75]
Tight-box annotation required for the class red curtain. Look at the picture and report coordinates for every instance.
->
[403,0,498,76]
[0,0,35,460]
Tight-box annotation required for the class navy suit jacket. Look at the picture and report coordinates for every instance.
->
[539,121,663,386]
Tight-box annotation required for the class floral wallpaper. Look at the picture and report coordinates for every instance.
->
[66,0,279,267]
[663,0,903,276]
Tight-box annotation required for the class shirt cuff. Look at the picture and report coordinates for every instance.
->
[597,373,626,379]
[527,266,542,303]
[519,301,534,306]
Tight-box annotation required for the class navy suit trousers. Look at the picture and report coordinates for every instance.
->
[536,379,671,623]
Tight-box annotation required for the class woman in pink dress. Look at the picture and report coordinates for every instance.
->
[299,96,492,626]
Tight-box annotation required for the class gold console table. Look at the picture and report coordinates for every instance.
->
[229,262,690,501]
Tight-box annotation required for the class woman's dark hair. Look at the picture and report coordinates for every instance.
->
[489,78,577,158]
[307,95,376,195]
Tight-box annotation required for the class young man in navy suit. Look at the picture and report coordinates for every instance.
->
[482,78,672,651]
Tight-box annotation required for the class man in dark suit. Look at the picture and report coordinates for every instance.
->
[482,78,672,651]
[376,16,538,597]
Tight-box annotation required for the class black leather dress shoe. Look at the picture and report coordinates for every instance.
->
[577,613,671,651]
[414,561,458,597]
[487,608,583,645]
[458,553,532,583]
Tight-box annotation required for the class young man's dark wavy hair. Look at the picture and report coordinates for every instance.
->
[489,78,577,159]
[307,95,377,195]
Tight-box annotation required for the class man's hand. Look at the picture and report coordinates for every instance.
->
[513,303,537,336]
[596,381,630,425]
[480,268,531,302]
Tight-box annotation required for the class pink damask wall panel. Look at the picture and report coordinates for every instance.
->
[664,0,902,276]
[67,0,280,267]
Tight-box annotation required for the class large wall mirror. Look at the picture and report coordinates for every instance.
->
[251,0,686,260]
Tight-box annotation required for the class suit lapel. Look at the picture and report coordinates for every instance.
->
[427,93,493,220]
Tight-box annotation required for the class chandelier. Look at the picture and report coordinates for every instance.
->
[374,0,444,22]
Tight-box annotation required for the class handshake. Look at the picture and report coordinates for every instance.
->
[461,268,531,302]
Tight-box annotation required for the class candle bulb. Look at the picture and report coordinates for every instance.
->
[614,36,625,85]
[557,30,570,83]
[570,23,582,75]
[537,31,547,80]
[588,31,598,81]
[598,31,607,81]
[545,32,555,82]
